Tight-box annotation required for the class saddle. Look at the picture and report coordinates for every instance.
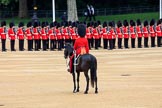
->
[74,47,86,66]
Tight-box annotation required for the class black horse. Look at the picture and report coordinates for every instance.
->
[64,44,98,94]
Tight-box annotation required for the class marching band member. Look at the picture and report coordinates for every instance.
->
[116,21,123,49]
[8,22,16,51]
[0,21,7,52]
[25,22,33,51]
[136,19,143,48]
[17,22,25,51]
[149,19,156,47]
[143,20,149,48]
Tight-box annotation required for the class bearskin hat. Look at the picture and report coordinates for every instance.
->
[117,21,122,28]
[27,22,32,27]
[83,21,86,25]
[41,22,46,28]
[97,20,101,26]
[78,24,86,37]
[60,21,64,27]
[150,19,155,26]
[112,21,115,27]
[50,22,54,28]
[123,20,128,27]
[87,22,90,27]
[144,20,148,27]
[18,22,24,27]
[57,23,61,28]
[33,21,38,28]
[65,21,68,27]
[45,21,49,26]
[90,21,94,27]
[136,19,141,26]
[94,22,98,28]
[103,21,107,28]
[9,22,15,28]
[130,20,134,26]
[133,21,136,26]
[157,19,161,26]
[72,22,76,28]
[108,21,113,27]
[1,21,6,27]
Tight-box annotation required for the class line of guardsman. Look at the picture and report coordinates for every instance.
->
[0,19,162,52]
[86,19,162,50]
[0,21,79,52]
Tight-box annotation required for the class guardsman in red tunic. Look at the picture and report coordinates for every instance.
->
[17,22,25,51]
[93,22,99,49]
[48,22,56,51]
[60,22,65,49]
[41,22,47,51]
[8,22,16,51]
[130,20,136,48]
[108,21,114,50]
[90,21,94,48]
[56,23,63,51]
[123,20,129,49]
[0,21,7,52]
[45,22,50,49]
[25,22,33,51]
[112,21,117,49]
[102,21,108,49]
[33,22,39,51]
[71,22,77,45]
[149,19,156,47]
[97,20,102,47]
[64,21,71,44]
[136,19,143,48]
[143,20,149,48]
[86,22,92,49]
[68,24,89,73]
[116,21,123,49]
[156,19,162,47]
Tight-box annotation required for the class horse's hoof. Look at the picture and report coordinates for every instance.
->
[73,91,76,93]
[76,89,79,92]
[84,91,88,94]
[95,91,98,94]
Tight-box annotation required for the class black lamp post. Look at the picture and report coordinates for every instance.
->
[32,0,38,23]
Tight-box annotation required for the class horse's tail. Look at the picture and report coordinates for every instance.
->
[90,55,97,88]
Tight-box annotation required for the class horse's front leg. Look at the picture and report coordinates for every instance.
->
[84,72,89,94]
[76,72,80,92]
[72,72,76,93]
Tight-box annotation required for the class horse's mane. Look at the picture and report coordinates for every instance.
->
[65,43,73,56]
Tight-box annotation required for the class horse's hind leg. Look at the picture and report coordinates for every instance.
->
[76,72,80,92]
[95,77,98,94]
[72,72,76,93]
[84,72,89,94]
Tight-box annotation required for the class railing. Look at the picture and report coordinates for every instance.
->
[0,6,159,19]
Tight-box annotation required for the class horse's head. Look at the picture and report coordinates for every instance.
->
[64,43,73,59]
